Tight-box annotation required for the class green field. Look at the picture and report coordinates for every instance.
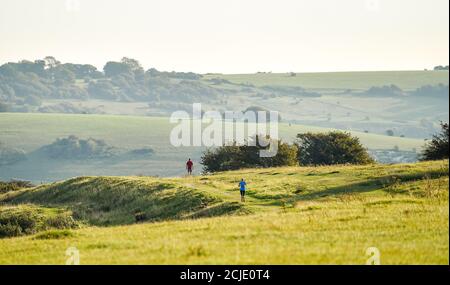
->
[0,112,425,182]
[0,113,424,151]
[204,70,449,90]
[0,160,448,264]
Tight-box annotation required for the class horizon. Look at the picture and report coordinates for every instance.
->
[1,56,448,74]
[1,0,448,74]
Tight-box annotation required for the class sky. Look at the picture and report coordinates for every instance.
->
[0,0,448,73]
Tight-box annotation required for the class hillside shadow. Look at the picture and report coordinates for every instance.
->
[297,168,448,201]
[2,176,247,227]
[218,167,449,209]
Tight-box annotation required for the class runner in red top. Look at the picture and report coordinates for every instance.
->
[186,158,193,175]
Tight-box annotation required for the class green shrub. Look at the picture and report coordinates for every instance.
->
[420,122,449,161]
[201,136,298,173]
[295,131,375,166]
[41,135,117,159]
[0,223,22,238]
[0,206,78,238]
[0,180,34,194]
[0,208,40,237]
[45,213,79,229]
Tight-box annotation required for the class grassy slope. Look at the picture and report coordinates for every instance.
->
[0,160,448,264]
[204,71,450,90]
[2,176,246,226]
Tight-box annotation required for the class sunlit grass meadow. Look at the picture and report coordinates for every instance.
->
[0,160,447,264]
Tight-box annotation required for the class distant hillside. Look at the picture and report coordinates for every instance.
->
[1,58,448,111]
[204,70,449,90]
[0,113,426,183]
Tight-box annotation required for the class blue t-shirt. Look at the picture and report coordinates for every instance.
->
[239,181,246,191]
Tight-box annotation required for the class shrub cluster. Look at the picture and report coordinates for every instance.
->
[295,132,375,166]
[420,122,449,161]
[0,180,33,194]
[201,136,297,173]
[0,206,78,238]
[0,142,26,165]
[41,135,117,159]
[201,132,375,172]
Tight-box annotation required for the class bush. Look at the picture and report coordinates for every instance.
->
[0,223,22,238]
[45,213,78,229]
[0,180,34,194]
[433,65,449,71]
[201,136,298,173]
[295,131,375,166]
[0,143,26,165]
[41,135,117,159]
[0,208,40,237]
[363,85,404,97]
[411,84,449,98]
[386,129,395,136]
[420,122,449,161]
[0,206,79,238]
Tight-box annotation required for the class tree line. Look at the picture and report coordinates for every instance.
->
[0,57,219,110]
[201,125,449,173]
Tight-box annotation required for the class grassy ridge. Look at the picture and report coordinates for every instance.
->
[3,176,245,226]
[204,71,449,90]
[0,160,448,264]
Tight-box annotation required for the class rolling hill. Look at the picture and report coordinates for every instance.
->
[203,70,449,90]
[0,160,448,264]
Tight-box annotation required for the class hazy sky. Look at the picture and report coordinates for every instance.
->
[0,0,448,73]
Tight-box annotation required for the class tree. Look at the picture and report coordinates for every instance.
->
[411,84,449,99]
[364,85,403,97]
[295,131,374,166]
[51,66,76,83]
[121,57,143,72]
[420,122,449,161]
[61,63,102,79]
[433,65,449,71]
[103,61,133,77]
[386,129,395,136]
[44,56,60,68]
[103,58,144,79]
[88,80,119,100]
[201,136,298,173]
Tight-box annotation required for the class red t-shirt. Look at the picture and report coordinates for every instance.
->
[186,160,193,168]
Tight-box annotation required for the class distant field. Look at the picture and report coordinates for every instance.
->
[0,113,424,152]
[0,160,448,264]
[0,113,425,182]
[204,70,449,90]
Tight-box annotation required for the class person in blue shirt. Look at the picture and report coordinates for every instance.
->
[238,178,247,202]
